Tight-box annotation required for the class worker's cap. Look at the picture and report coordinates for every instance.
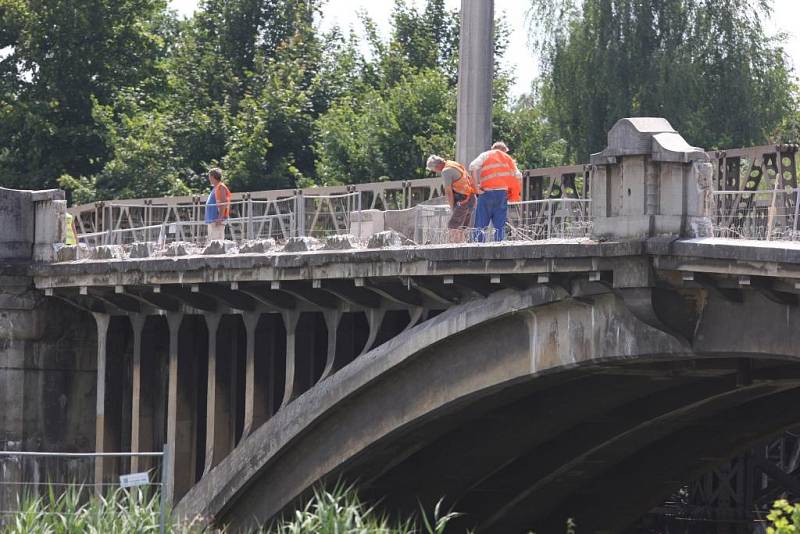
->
[492,142,509,152]
[426,155,446,171]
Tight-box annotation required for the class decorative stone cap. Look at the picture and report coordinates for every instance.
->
[590,117,708,164]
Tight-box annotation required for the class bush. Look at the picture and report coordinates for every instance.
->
[768,499,800,533]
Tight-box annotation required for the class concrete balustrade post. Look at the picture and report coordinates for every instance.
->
[590,118,714,241]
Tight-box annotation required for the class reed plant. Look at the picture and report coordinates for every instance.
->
[2,483,459,533]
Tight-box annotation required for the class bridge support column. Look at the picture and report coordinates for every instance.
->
[93,313,111,492]
[280,311,301,408]
[242,312,268,439]
[203,313,230,474]
[165,312,201,504]
[360,309,386,356]
[321,310,343,379]
[130,314,151,473]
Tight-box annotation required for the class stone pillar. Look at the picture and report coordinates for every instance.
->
[242,313,268,439]
[589,118,713,240]
[93,313,111,491]
[0,187,66,263]
[203,314,230,474]
[456,0,494,165]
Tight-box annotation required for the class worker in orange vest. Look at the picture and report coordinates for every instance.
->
[426,155,478,242]
[468,142,522,242]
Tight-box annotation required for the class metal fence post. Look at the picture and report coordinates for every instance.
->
[547,200,553,240]
[295,190,305,237]
[246,195,253,241]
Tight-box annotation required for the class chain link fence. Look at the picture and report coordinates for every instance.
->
[0,449,167,532]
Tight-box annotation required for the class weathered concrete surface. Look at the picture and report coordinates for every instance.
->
[366,230,404,249]
[590,118,712,240]
[238,239,275,254]
[0,187,65,261]
[282,236,321,253]
[202,240,237,256]
[94,245,124,260]
[30,237,800,292]
[0,277,96,451]
[128,242,154,259]
[323,234,359,250]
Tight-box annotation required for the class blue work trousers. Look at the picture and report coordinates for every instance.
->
[474,189,508,242]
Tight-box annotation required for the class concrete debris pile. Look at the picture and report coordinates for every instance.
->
[53,229,419,263]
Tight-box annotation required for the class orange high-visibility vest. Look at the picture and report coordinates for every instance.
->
[215,183,231,218]
[478,150,521,201]
[444,160,476,198]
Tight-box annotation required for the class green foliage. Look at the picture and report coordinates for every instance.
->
[270,484,458,534]
[315,69,456,184]
[3,0,564,202]
[0,0,170,190]
[530,0,796,161]
[3,486,204,533]
[3,484,460,533]
[91,93,191,200]
[768,499,800,533]
[494,92,569,169]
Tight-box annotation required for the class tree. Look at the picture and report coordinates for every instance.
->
[0,0,170,190]
[529,0,795,161]
[316,69,456,184]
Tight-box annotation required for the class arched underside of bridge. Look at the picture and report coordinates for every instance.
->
[176,285,800,533]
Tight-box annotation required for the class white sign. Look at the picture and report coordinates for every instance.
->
[119,472,149,488]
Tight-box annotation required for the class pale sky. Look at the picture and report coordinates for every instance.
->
[169,0,800,98]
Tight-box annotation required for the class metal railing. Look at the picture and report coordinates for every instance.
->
[70,180,444,242]
[65,144,800,247]
[0,449,167,532]
[711,189,800,241]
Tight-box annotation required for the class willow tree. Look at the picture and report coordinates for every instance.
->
[528,0,795,160]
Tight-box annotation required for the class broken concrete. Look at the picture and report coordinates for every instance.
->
[367,230,404,249]
[283,236,321,253]
[323,234,360,250]
[203,240,237,256]
[162,242,195,257]
[56,244,91,262]
[93,245,124,260]
[239,239,276,254]
[128,242,155,259]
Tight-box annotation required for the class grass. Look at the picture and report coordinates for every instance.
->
[1,483,459,533]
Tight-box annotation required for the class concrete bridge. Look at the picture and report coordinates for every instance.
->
[4,119,800,532]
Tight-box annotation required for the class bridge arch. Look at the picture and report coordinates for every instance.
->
[176,285,800,532]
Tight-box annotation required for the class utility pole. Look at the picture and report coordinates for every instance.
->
[456,0,494,166]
